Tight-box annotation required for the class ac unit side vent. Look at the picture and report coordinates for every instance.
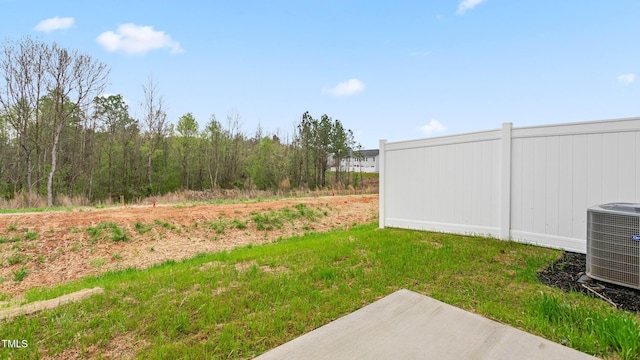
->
[587,205,640,289]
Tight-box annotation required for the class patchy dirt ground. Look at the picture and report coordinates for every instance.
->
[538,251,640,313]
[0,194,378,298]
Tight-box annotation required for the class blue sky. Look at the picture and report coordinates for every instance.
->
[1,1,639,149]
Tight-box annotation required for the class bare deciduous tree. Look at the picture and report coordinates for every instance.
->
[44,44,109,207]
[0,37,49,203]
[205,115,223,189]
[0,37,109,206]
[141,76,168,193]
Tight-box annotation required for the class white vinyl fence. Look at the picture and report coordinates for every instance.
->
[379,117,640,253]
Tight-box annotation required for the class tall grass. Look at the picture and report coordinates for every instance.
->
[0,193,90,210]
[0,224,637,359]
[533,293,640,359]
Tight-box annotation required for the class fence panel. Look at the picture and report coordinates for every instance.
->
[380,117,640,253]
[380,130,502,238]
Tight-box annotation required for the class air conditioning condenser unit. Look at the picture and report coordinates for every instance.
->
[586,203,640,290]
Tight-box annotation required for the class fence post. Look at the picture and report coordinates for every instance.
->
[500,123,512,240]
[379,139,387,229]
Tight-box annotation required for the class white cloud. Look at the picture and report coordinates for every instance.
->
[419,119,446,135]
[618,73,636,85]
[457,0,486,15]
[97,23,183,55]
[323,78,365,96]
[34,17,75,32]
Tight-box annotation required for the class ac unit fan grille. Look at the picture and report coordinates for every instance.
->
[587,211,640,288]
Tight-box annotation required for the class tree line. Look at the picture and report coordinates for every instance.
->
[0,37,365,206]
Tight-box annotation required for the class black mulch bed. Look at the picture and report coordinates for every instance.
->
[537,251,640,313]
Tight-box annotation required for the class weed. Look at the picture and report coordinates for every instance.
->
[135,222,153,234]
[249,205,323,231]
[86,223,103,240]
[90,258,106,269]
[12,266,28,282]
[0,235,21,244]
[7,253,27,265]
[86,222,129,243]
[6,222,18,231]
[279,207,298,223]
[154,219,179,231]
[70,241,82,252]
[112,253,123,261]
[24,229,38,241]
[294,203,320,221]
[251,211,283,230]
[110,226,128,242]
[231,219,247,230]
[208,220,227,234]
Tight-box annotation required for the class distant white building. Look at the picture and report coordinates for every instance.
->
[329,149,379,173]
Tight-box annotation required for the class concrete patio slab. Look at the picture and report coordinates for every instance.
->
[255,289,598,360]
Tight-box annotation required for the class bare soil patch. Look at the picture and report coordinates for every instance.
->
[537,251,640,313]
[0,195,378,297]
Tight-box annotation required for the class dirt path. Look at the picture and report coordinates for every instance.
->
[0,195,378,298]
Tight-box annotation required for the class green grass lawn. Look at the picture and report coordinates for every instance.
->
[1,223,639,359]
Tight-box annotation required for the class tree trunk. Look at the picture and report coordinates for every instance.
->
[147,147,153,193]
[108,143,113,200]
[47,124,63,207]
[19,136,33,200]
[25,149,32,206]
[88,164,94,203]
[122,141,128,199]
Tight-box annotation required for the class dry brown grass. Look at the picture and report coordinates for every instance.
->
[0,178,377,210]
[138,185,378,206]
[56,194,91,207]
[0,192,47,209]
[0,192,94,209]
